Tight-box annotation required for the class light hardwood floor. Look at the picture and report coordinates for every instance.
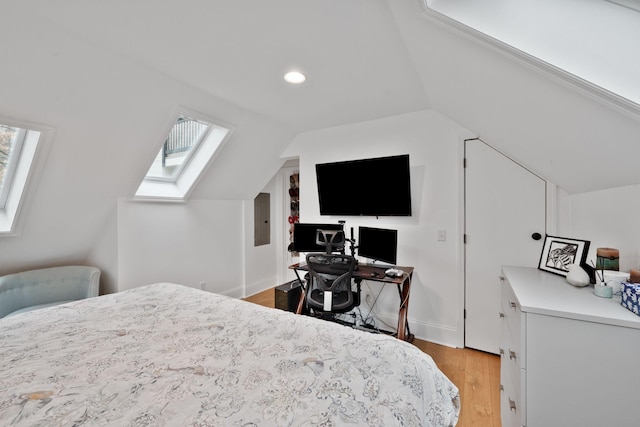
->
[244,288,501,427]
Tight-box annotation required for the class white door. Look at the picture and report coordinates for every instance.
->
[465,139,546,354]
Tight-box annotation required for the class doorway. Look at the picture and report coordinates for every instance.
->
[464,138,546,353]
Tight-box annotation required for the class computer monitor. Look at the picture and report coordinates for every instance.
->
[357,226,398,265]
[292,223,344,253]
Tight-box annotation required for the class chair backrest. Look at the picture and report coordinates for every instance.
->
[0,266,100,318]
[305,253,356,312]
[315,229,345,254]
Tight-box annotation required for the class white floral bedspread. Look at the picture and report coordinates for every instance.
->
[0,283,459,426]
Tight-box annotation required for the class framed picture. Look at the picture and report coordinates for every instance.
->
[538,235,591,277]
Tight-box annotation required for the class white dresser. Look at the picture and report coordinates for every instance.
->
[500,266,640,427]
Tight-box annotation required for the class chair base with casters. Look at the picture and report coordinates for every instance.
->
[305,253,360,319]
[307,284,361,325]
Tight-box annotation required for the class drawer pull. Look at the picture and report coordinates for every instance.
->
[509,398,517,411]
[510,301,517,308]
[499,312,505,318]
[499,347,504,356]
[509,350,517,360]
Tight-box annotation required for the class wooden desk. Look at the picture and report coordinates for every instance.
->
[289,262,414,342]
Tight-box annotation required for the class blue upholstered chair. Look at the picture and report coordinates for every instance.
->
[0,266,100,318]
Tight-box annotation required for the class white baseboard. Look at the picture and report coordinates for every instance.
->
[369,310,462,348]
[217,285,244,299]
[237,278,464,348]
[242,276,278,299]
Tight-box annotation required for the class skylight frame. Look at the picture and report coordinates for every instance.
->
[420,0,640,117]
[133,108,234,202]
[142,116,212,184]
[0,126,27,209]
[607,0,640,13]
[0,117,52,236]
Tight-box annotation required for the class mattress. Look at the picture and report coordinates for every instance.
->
[0,283,459,426]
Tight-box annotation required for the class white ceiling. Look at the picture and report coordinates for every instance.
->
[3,0,640,196]
[23,0,430,132]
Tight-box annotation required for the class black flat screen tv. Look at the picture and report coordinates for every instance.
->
[357,226,398,265]
[315,154,411,217]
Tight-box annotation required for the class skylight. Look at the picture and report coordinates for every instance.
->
[0,125,25,208]
[134,109,233,201]
[0,119,48,235]
[421,0,640,112]
[144,117,211,182]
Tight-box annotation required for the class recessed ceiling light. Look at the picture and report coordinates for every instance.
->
[284,71,306,84]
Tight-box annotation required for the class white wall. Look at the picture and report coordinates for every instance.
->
[116,198,245,296]
[282,110,466,347]
[85,204,118,295]
[243,162,305,297]
[87,173,288,298]
[562,184,640,272]
[0,11,294,280]
[244,174,281,297]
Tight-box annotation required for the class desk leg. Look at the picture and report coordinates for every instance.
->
[293,269,306,315]
[295,289,306,314]
[396,274,413,342]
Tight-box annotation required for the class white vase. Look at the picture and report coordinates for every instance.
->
[566,264,590,287]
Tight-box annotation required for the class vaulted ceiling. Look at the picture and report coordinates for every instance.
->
[19,0,430,133]
[1,0,640,255]
[5,0,637,195]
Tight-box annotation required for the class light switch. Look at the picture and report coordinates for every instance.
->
[437,229,447,241]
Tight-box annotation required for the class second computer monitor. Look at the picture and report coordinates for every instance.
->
[357,226,398,265]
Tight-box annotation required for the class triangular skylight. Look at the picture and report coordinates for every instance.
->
[135,109,233,201]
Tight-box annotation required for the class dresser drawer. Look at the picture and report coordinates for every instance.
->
[501,384,522,427]
[500,339,526,426]
[500,276,526,369]
[500,330,521,418]
[500,273,527,426]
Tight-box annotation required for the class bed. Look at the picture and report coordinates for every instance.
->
[0,283,460,426]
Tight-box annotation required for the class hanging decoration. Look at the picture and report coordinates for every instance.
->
[287,172,299,255]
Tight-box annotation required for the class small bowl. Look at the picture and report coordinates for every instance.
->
[594,283,613,298]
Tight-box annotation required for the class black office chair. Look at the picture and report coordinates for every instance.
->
[305,253,360,315]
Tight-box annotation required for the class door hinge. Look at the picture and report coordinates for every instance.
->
[463,234,467,244]
[464,309,467,319]
[463,158,467,168]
